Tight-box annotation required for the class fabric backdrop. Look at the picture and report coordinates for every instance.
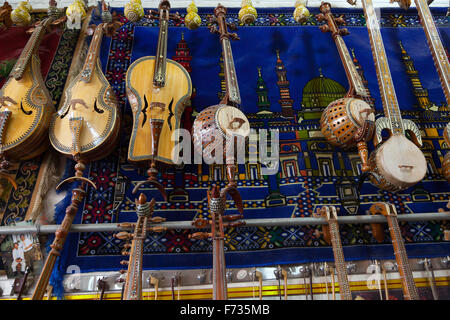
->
[61,4,449,272]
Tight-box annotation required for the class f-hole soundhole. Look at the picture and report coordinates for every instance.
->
[20,100,32,115]
[93,98,104,114]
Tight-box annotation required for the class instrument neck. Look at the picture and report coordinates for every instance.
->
[385,215,419,300]
[80,24,105,83]
[414,0,450,105]
[123,215,148,300]
[12,17,54,81]
[153,8,170,88]
[211,212,227,300]
[328,219,352,300]
[362,0,404,134]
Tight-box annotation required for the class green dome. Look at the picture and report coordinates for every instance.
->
[301,69,346,110]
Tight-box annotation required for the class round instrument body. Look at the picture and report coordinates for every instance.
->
[368,134,427,192]
[192,104,250,161]
[320,97,374,148]
[0,56,54,161]
[49,59,121,163]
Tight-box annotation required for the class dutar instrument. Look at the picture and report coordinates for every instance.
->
[317,2,375,172]
[126,0,192,200]
[361,0,426,192]
[0,0,65,189]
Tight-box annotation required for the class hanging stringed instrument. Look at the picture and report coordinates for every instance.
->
[49,1,121,188]
[31,3,122,300]
[0,0,64,189]
[189,185,245,300]
[369,202,420,300]
[126,0,192,200]
[192,3,250,205]
[115,194,166,300]
[316,2,375,172]
[315,206,352,300]
[392,0,449,105]
[360,0,427,192]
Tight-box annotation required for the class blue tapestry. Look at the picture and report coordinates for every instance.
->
[61,4,449,273]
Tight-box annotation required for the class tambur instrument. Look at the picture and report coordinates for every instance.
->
[316,2,375,172]
[315,206,352,300]
[126,0,192,199]
[369,202,420,300]
[32,3,121,300]
[115,194,166,300]
[0,0,64,189]
[361,0,426,192]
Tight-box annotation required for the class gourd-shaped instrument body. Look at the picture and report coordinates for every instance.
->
[362,0,426,192]
[316,3,374,171]
[192,5,250,173]
[0,17,56,161]
[49,22,120,162]
[126,1,192,165]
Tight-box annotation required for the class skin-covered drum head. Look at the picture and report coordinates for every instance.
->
[215,105,250,138]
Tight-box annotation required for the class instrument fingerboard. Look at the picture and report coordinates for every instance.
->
[80,24,105,83]
[328,219,352,300]
[362,0,404,134]
[12,17,54,81]
[222,38,241,106]
[212,212,228,300]
[386,214,419,300]
[123,216,147,300]
[153,9,169,88]
[414,0,450,105]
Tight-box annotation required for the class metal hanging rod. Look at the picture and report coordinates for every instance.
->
[0,212,448,235]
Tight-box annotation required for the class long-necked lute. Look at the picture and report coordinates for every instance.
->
[32,4,121,300]
[315,206,352,300]
[192,4,250,203]
[361,0,426,192]
[0,1,64,189]
[126,0,192,199]
[317,2,375,172]
[369,202,419,300]
[115,194,165,300]
[190,185,245,300]
[392,0,449,104]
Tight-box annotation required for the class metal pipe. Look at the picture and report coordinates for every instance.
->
[0,212,448,235]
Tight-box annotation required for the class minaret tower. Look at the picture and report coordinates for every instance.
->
[398,41,433,110]
[275,50,295,119]
[350,48,375,108]
[256,67,272,114]
[172,32,192,73]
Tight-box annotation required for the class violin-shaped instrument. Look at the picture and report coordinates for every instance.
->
[126,0,192,199]
[189,185,245,300]
[316,2,375,172]
[369,202,420,300]
[192,3,249,210]
[31,3,122,300]
[115,194,166,300]
[361,0,426,192]
[0,0,64,189]
[314,206,352,300]
[49,1,122,190]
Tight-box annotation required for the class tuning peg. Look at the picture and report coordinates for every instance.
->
[123,243,132,249]
[319,24,330,33]
[192,218,209,228]
[115,232,133,240]
[224,221,245,228]
[149,216,166,223]
[149,226,167,233]
[207,15,218,24]
[121,250,130,256]
[335,16,346,25]
[316,13,326,22]
[119,269,127,274]
[223,214,243,221]
[229,33,240,41]
[227,22,238,31]
[118,222,135,229]
[208,24,219,35]
[339,28,349,36]
[189,232,212,240]
[120,260,129,265]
